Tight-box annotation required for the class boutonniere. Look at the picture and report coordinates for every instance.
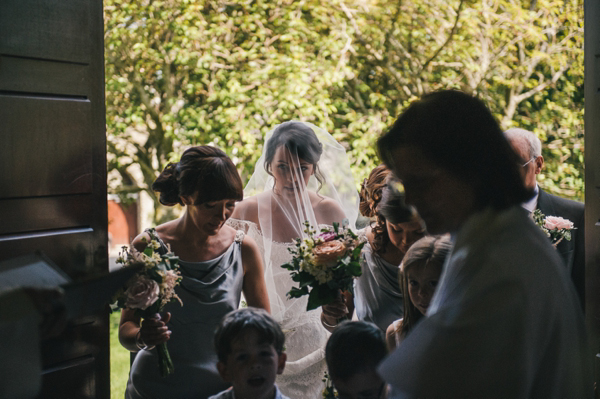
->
[532,209,575,247]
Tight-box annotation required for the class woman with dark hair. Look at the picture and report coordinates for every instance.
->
[321,166,425,333]
[376,90,590,397]
[229,121,359,398]
[385,235,451,350]
[119,146,269,399]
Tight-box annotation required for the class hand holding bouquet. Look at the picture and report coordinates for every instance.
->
[112,229,182,377]
[532,209,575,247]
[282,220,364,311]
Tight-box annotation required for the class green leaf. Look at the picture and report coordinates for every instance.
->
[306,283,338,311]
[347,261,362,277]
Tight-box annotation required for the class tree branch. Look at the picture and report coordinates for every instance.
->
[419,0,465,74]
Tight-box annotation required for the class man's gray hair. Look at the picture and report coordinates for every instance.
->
[504,128,542,158]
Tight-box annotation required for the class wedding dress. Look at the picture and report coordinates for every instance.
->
[228,218,330,397]
[228,121,359,398]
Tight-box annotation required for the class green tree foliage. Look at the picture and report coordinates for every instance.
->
[105,0,584,222]
[338,0,584,199]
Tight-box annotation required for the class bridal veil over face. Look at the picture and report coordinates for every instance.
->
[243,121,359,321]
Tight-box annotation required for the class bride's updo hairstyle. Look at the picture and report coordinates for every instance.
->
[152,145,243,206]
[370,175,419,253]
[263,121,326,190]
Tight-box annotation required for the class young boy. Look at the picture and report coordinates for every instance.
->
[210,307,289,399]
[325,321,389,399]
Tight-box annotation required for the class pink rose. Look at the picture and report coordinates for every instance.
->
[313,240,346,266]
[317,232,337,242]
[544,216,574,231]
[124,275,160,310]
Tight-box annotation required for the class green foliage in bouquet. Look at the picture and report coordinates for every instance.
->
[282,221,364,311]
[111,229,182,377]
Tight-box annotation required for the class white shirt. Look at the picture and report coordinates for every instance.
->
[379,206,592,398]
[521,183,539,213]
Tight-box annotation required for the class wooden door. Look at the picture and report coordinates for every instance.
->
[0,1,109,398]
[585,0,600,387]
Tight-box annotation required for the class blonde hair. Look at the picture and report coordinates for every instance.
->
[397,235,452,339]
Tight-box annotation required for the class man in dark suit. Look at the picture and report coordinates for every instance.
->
[505,128,585,309]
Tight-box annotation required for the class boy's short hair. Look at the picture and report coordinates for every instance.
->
[214,307,285,363]
[325,321,387,381]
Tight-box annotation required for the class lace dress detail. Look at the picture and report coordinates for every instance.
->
[227,218,328,398]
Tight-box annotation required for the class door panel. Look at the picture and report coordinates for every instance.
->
[0,0,91,64]
[0,0,108,397]
[0,196,92,235]
[0,55,90,96]
[0,95,93,198]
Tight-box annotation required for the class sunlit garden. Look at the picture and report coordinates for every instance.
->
[105,1,584,397]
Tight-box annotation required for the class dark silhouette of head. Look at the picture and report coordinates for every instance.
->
[377,90,530,212]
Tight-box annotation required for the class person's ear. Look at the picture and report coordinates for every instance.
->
[276,352,287,375]
[217,361,231,382]
[534,155,544,175]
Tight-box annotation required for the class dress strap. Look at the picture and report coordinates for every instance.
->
[144,228,169,255]
[234,230,245,243]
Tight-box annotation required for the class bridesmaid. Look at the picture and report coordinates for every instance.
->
[321,165,425,332]
[119,146,269,399]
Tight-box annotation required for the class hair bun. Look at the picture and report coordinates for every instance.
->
[359,165,389,218]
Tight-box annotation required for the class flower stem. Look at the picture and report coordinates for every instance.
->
[157,342,174,377]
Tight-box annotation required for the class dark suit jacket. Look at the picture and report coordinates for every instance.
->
[537,188,585,310]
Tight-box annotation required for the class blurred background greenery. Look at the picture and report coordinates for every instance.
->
[104,0,584,225]
[105,1,584,395]
[110,312,129,399]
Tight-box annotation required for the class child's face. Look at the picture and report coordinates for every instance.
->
[217,328,286,399]
[406,263,442,315]
[332,370,386,399]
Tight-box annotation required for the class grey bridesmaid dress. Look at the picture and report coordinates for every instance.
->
[126,231,245,399]
[353,241,404,332]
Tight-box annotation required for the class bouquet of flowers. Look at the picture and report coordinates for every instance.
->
[322,371,338,398]
[532,209,575,247]
[112,229,182,377]
[282,220,364,311]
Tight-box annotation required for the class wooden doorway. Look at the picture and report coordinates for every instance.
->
[0,1,109,398]
[585,0,600,387]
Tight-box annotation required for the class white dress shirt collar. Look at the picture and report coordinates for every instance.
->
[521,184,539,213]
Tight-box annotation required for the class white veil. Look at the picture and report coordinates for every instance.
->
[243,121,359,322]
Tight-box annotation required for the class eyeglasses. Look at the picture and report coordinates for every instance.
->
[521,157,536,167]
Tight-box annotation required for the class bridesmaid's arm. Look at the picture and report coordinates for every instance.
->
[131,231,152,253]
[119,308,171,352]
[385,319,403,351]
[241,235,270,312]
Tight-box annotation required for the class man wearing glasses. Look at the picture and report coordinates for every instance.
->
[505,128,585,310]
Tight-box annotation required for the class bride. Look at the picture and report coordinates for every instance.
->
[228,121,359,398]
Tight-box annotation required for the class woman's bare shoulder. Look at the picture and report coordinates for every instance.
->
[312,193,346,224]
[232,195,260,223]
